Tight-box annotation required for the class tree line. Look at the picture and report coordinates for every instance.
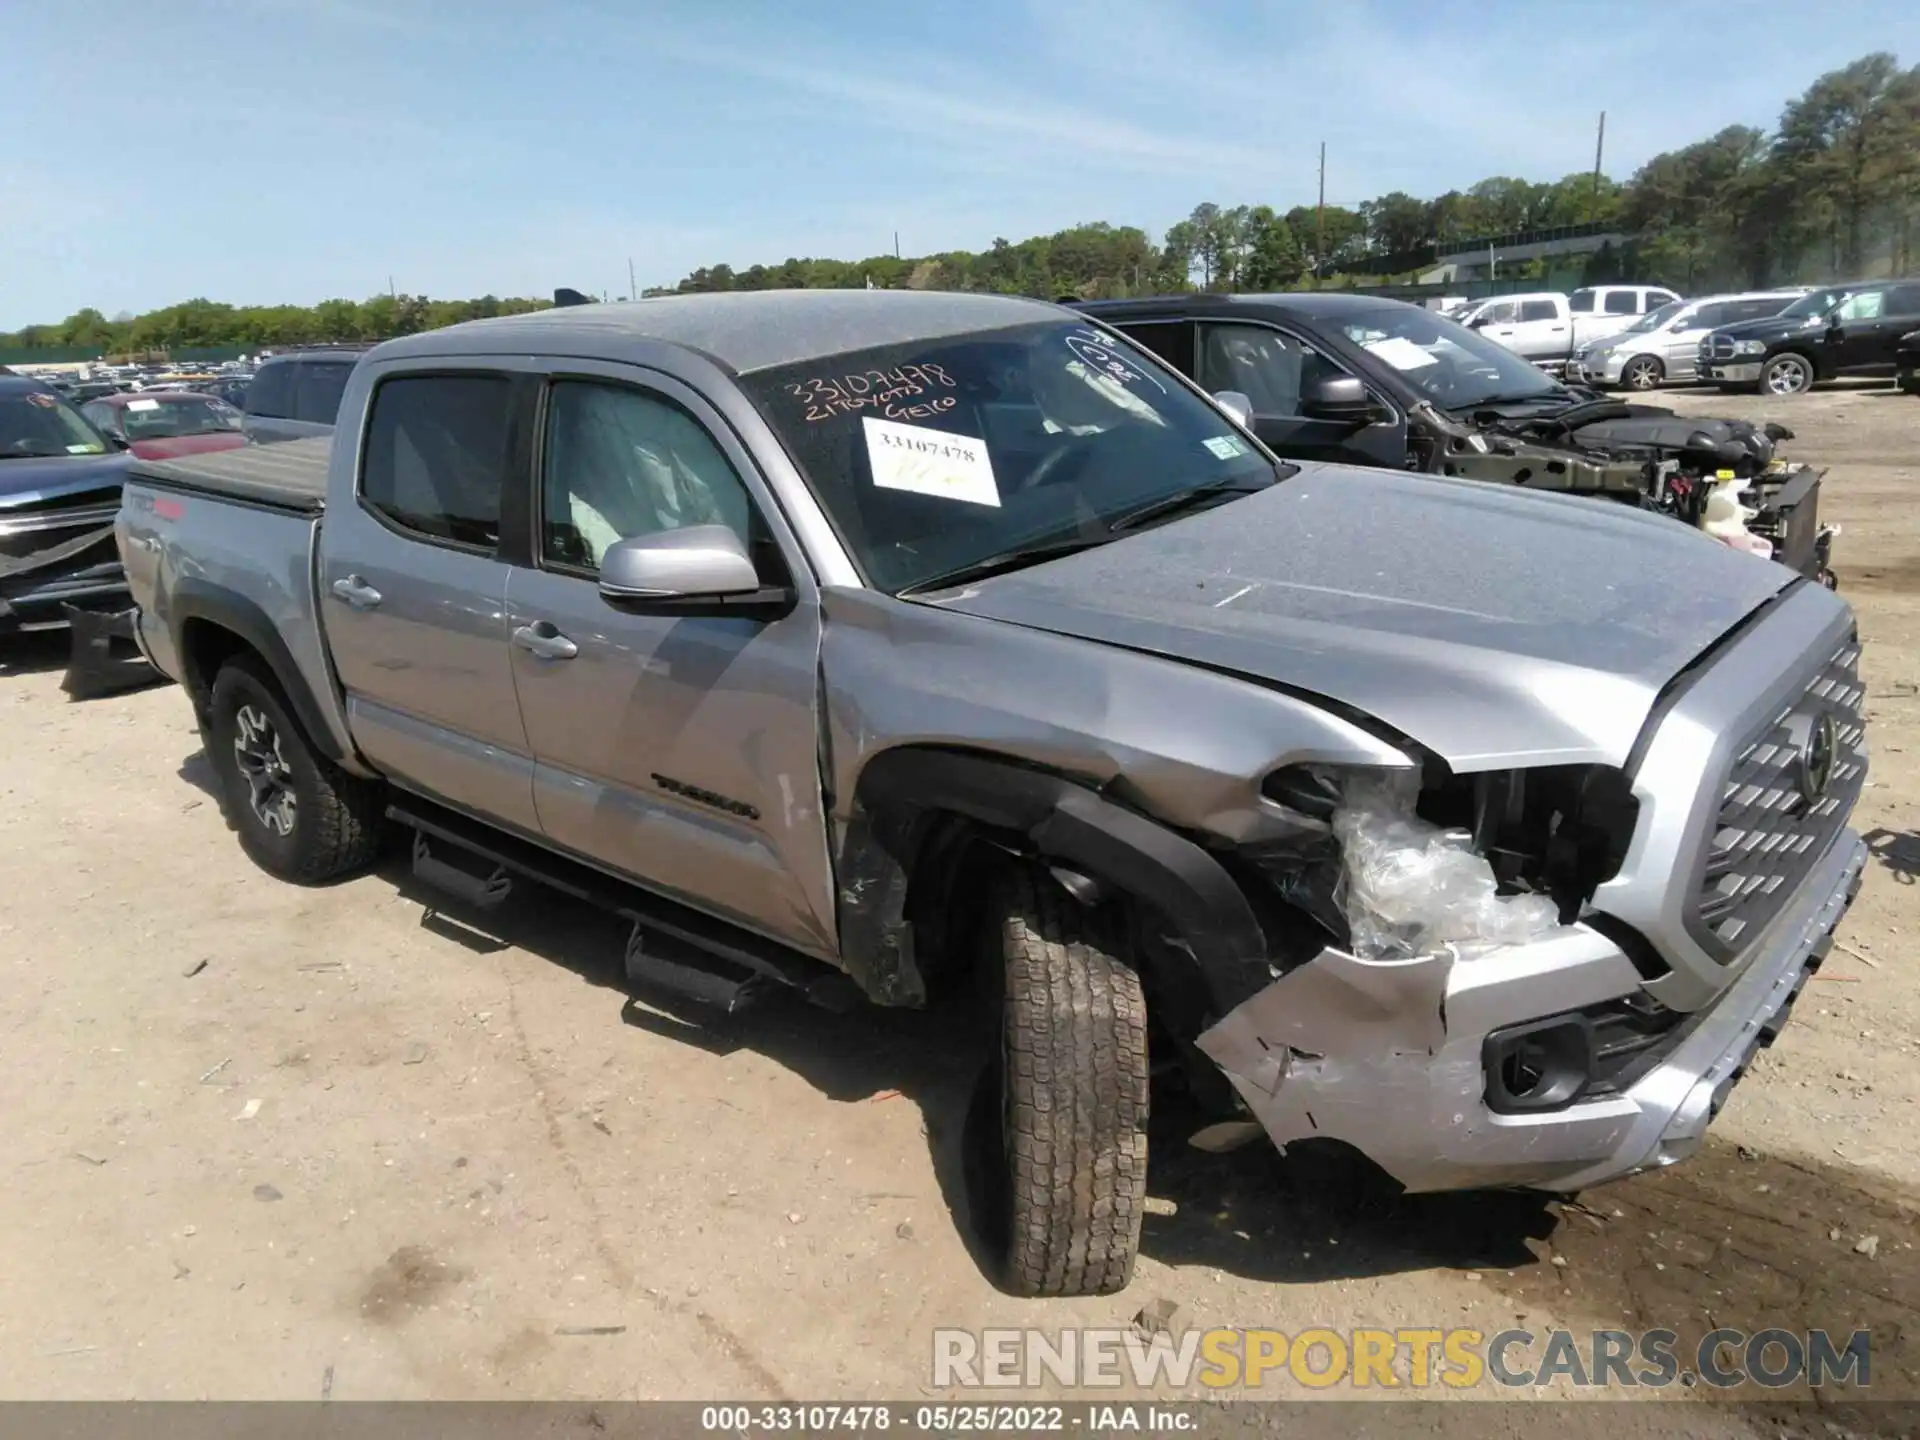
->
[5,51,1917,358]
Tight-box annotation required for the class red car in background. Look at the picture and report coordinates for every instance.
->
[80,390,250,461]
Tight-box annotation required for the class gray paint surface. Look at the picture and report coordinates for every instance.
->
[929,464,1792,769]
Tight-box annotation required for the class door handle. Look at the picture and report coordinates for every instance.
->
[330,575,382,609]
[512,622,579,660]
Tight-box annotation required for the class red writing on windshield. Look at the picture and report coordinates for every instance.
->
[789,362,954,423]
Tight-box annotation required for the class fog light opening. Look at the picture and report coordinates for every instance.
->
[1484,1016,1595,1114]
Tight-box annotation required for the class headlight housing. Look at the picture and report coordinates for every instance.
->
[1735,339,1769,356]
[1251,762,1639,960]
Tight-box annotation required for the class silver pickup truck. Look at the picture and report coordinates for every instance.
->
[118,291,1867,1298]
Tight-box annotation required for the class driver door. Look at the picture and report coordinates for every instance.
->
[502,366,838,958]
[1193,321,1404,466]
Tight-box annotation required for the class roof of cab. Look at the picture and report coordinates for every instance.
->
[366,289,1066,376]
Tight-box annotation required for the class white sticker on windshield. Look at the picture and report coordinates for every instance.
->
[862,416,1001,508]
[1203,435,1248,459]
[66,443,99,454]
[127,398,161,411]
[1363,336,1439,371]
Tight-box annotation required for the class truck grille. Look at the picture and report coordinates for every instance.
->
[1695,639,1866,954]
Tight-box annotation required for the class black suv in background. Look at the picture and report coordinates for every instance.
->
[1699,278,1920,395]
[241,345,371,444]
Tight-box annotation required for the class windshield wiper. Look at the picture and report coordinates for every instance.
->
[896,533,1114,596]
[1459,390,1569,409]
[1106,475,1272,533]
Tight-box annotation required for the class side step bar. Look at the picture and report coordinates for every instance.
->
[388,794,859,1014]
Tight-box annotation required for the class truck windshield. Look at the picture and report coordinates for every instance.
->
[0,389,110,459]
[1333,304,1562,409]
[741,319,1280,594]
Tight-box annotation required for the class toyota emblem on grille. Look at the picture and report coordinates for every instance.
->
[1791,711,1838,805]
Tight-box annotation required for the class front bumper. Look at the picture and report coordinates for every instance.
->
[1703,361,1762,383]
[1197,828,1865,1195]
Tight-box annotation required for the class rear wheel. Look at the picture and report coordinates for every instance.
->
[207,656,383,883]
[1621,354,1664,391]
[1763,352,1815,396]
[987,866,1149,1297]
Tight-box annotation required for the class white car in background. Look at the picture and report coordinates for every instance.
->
[1456,285,1681,372]
[1571,290,1813,391]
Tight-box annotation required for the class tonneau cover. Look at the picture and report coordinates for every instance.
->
[132,436,331,514]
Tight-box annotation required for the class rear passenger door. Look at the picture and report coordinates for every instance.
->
[318,366,542,831]
[502,366,837,957]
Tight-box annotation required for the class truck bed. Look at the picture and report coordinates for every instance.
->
[131,436,331,514]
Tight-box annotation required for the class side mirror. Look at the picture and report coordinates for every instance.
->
[1211,390,1254,427]
[1299,375,1377,426]
[597,524,792,618]
[1467,315,1491,329]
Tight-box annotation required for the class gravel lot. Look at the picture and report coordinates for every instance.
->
[2,381,1915,1421]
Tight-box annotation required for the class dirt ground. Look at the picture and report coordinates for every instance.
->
[1,382,1916,1426]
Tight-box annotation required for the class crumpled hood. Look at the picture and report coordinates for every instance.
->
[0,451,132,507]
[926,465,1794,771]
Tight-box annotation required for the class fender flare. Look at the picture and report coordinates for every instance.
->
[169,579,348,764]
[836,747,1270,1033]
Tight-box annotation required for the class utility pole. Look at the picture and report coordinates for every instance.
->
[1591,111,1607,220]
[1315,141,1326,277]
[387,275,396,299]
[894,230,901,259]
[628,257,637,302]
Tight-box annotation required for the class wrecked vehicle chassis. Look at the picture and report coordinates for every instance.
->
[120,291,1866,1298]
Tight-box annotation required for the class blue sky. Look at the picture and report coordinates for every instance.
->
[4,0,1918,329]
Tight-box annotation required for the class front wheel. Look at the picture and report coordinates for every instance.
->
[989,867,1149,1297]
[1763,353,1815,396]
[1621,354,1665,391]
[207,656,384,883]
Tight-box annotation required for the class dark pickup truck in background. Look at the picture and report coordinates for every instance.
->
[1699,277,1920,395]
[1077,293,1836,585]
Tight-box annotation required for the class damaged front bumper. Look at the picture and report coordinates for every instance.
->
[1196,828,1865,1195]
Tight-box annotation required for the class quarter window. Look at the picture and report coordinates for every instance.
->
[539,381,771,576]
[360,375,513,550]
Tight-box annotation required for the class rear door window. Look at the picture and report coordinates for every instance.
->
[359,374,513,551]
[1603,291,1639,315]
[294,361,355,424]
[245,363,294,418]
[1519,299,1560,323]
[1569,290,1596,313]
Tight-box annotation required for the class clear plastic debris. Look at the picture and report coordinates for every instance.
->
[1331,770,1567,960]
